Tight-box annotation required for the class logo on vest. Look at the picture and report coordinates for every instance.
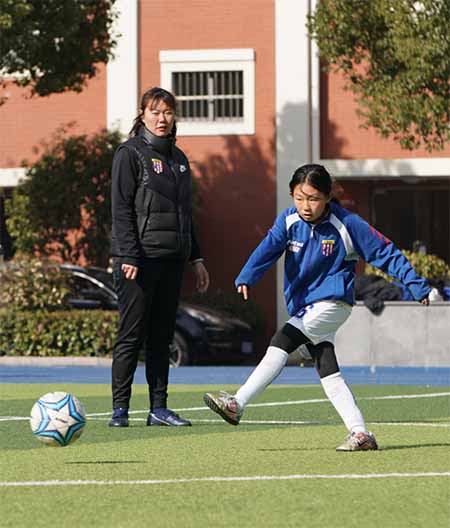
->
[179,164,187,172]
[321,239,335,256]
[151,158,163,174]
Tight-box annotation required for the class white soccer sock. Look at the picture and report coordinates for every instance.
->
[320,372,367,434]
[235,346,289,408]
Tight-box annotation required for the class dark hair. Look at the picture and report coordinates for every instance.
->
[129,87,177,137]
[289,164,333,195]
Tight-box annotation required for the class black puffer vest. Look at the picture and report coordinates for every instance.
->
[118,127,192,260]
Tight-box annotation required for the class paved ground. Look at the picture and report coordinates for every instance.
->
[1,363,449,386]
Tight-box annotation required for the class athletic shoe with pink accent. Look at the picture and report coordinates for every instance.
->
[336,431,378,451]
[203,391,243,426]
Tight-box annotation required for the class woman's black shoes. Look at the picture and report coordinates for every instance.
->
[108,407,129,427]
[147,408,192,426]
[109,407,191,427]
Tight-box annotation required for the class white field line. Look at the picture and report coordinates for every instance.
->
[1,472,450,488]
[83,390,450,417]
[372,422,450,428]
[2,391,449,423]
[89,417,450,427]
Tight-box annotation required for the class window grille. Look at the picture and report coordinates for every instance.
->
[172,71,244,122]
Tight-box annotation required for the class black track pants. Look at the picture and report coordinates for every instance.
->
[111,258,184,410]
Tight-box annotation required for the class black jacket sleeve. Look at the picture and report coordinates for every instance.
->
[183,155,203,264]
[111,147,141,265]
[190,223,203,263]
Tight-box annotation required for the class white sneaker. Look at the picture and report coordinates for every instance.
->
[336,431,378,452]
[203,391,243,425]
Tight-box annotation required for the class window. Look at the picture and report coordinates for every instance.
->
[173,71,244,121]
[372,182,450,264]
[160,49,255,135]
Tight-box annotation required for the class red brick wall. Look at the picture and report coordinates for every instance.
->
[320,71,450,159]
[139,0,277,349]
[0,66,107,167]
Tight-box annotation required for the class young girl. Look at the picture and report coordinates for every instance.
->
[204,164,430,451]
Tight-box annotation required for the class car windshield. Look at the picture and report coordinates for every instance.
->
[70,275,115,303]
[85,267,114,290]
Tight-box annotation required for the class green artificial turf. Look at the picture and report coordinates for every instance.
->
[0,383,449,528]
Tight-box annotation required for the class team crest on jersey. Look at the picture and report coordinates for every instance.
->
[179,164,187,172]
[151,158,163,174]
[321,239,335,256]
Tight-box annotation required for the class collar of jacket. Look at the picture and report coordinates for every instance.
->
[138,125,175,158]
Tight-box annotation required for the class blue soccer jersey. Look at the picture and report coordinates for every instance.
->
[235,202,431,316]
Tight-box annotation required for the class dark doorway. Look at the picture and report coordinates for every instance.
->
[372,180,450,263]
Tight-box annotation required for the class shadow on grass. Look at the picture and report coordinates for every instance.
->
[258,443,450,453]
[258,448,329,452]
[378,443,450,451]
[65,460,145,465]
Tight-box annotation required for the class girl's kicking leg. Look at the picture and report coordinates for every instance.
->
[203,323,306,425]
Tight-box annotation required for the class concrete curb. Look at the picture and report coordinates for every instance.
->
[0,356,113,367]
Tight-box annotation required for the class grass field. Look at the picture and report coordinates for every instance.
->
[1,382,449,528]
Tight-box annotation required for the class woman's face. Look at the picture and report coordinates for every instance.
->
[143,99,175,137]
[292,182,330,223]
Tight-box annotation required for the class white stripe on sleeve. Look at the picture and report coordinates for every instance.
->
[329,214,358,261]
[286,212,301,231]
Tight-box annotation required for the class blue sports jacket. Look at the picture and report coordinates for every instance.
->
[235,202,430,316]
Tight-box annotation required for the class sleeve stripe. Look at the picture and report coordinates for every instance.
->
[370,225,391,245]
[286,212,300,231]
[329,214,358,261]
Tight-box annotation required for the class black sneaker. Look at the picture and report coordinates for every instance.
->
[147,408,192,426]
[108,407,129,427]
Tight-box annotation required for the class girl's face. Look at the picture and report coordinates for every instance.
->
[143,99,175,137]
[292,182,330,223]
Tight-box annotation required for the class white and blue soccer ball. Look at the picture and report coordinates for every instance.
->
[30,392,86,447]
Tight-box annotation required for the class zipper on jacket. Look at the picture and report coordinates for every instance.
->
[303,224,315,277]
[297,223,316,303]
[140,191,153,238]
[167,158,181,252]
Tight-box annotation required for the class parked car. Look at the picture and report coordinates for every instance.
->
[60,264,254,367]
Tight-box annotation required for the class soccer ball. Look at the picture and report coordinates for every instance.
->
[30,392,86,447]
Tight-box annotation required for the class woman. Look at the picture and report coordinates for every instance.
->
[110,87,209,427]
[204,164,430,450]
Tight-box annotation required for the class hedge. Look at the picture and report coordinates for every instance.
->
[0,309,118,357]
[365,251,450,283]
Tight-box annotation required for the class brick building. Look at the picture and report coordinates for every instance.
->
[1,0,449,340]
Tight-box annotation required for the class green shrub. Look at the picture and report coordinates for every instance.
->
[0,258,118,357]
[6,127,123,267]
[0,258,72,311]
[0,309,118,357]
[365,251,450,282]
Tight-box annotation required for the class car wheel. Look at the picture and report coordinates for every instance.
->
[169,331,190,367]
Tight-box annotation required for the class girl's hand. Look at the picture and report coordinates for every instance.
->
[237,284,249,300]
